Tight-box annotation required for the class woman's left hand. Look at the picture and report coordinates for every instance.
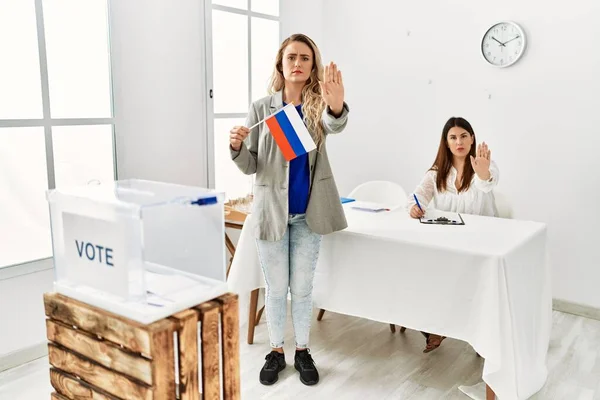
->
[320,61,345,116]
[470,142,492,180]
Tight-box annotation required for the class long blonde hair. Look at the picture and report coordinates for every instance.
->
[268,34,326,149]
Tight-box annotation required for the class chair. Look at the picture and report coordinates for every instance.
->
[316,180,408,333]
[493,190,513,219]
[347,180,408,208]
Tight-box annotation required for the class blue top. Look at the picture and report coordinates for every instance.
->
[283,102,310,214]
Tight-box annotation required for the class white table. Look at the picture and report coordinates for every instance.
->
[228,205,551,399]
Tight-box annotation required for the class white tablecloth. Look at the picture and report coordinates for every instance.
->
[228,205,552,400]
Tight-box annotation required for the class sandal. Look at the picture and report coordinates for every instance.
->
[423,334,446,353]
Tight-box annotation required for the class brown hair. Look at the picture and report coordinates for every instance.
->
[430,117,477,193]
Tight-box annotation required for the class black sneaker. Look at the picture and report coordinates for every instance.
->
[259,351,286,385]
[294,349,319,385]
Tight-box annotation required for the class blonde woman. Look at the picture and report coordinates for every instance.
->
[229,34,349,386]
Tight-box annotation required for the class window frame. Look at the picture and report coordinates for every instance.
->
[0,0,117,272]
[205,0,280,192]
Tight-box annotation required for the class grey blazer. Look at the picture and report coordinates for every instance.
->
[230,90,350,241]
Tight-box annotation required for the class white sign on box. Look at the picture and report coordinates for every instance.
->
[62,212,130,299]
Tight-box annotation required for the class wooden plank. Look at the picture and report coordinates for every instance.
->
[48,343,151,400]
[51,393,70,400]
[47,319,153,385]
[44,292,151,355]
[216,294,240,400]
[50,368,119,400]
[170,310,200,400]
[149,319,176,400]
[197,302,221,400]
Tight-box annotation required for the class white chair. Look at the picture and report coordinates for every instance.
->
[317,180,408,333]
[493,190,513,219]
[347,180,408,209]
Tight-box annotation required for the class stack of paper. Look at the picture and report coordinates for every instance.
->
[350,201,389,213]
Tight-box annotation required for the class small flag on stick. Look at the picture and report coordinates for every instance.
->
[249,103,316,161]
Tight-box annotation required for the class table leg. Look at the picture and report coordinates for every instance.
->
[247,289,259,344]
[317,309,326,321]
[255,306,264,326]
[225,233,236,278]
[486,384,495,400]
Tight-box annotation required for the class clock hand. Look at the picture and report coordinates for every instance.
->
[502,35,521,45]
[491,36,506,47]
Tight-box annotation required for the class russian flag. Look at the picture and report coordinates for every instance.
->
[265,104,316,161]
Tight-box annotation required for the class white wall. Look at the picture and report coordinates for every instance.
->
[0,261,53,370]
[319,0,600,308]
[280,0,323,47]
[0,268,53,356]
[109,0,209,187]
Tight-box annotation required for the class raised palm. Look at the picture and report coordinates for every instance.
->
[319,62,344,114]
[470,142,491,180]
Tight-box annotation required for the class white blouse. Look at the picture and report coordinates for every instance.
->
[407,161,500,217]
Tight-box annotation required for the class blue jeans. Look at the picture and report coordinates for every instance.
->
[255,214,322,348]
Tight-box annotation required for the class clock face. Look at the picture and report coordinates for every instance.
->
[481,22,526,67]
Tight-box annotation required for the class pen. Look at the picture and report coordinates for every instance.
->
[413,194,424,213]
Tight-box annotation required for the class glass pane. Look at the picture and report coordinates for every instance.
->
[212,10,249,114]
[0,0,43,119]
[212,0,247,10]
[43,0,112,118]
[251,0,279,16]
[213,118,253,200]
[52,125,115,189]
[0,128,51,268]
[251,18,279,101]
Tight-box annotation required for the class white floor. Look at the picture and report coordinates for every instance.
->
[1,309,600,399]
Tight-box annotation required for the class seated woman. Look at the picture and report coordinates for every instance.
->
[407,116,499,353]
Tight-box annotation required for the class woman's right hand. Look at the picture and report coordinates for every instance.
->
[409,204,425,219]
[229,126,250,151]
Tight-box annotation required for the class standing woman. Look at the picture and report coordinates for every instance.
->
[229,33,349,386]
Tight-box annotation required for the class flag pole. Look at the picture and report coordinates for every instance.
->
[247,101,294,130]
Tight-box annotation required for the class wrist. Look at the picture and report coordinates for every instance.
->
[478,171,491,181]
[329,104,343,117]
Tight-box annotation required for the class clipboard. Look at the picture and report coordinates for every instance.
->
[419,212,465,225]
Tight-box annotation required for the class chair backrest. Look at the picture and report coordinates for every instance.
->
[493,190,513,219]
[348,181,407,209]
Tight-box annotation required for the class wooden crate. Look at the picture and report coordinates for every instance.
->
[44,292,240,400]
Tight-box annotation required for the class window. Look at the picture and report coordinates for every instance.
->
[207,0,280,200]
[0,0,116,269]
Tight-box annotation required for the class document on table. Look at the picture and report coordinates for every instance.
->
[419,209,464,225]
